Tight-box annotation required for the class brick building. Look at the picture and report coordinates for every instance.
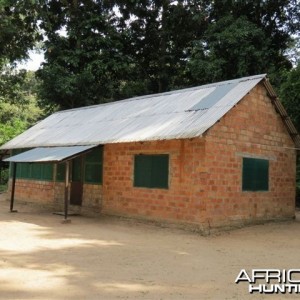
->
[1,74,299,230]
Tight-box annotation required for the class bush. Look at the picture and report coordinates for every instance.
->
[0,167,9,185]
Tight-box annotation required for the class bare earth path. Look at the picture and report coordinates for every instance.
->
[1,193,300,300]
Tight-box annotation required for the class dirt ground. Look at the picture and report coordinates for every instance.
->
[1,194,300,300]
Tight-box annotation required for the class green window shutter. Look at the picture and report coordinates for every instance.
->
[85,147,102,163]
[41,163,53,181]
[31,163,41,179]
[242,158,253,191]
[72,157,82,181]
[242,158,269,191]
[84,147,103,184]
[56,163,66,181]
[151,155,169,188]
[134,154,169,189]
[19,163,31,178]
[85,164,102,183]
[10,149,30,179]
[14,163,23,178]
[134,155,152,187]
[25,163,53,181]
[255,159,268,191]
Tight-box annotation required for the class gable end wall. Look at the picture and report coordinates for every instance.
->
[202,82,296,227]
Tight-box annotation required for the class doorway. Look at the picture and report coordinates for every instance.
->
[70,156,83,205]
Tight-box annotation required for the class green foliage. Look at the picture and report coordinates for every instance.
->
[210,0,300,55]
[279,64,300,132]
[116,0,208,93]
[37,0,132,109]
[297,156,300,200]
[187,16,270,84]
[33,0,300,109]
[36,0,208,108]
[278,64,300,199]
[0,0,300,114]
[0,68,44,184]
[0,0,41,66]
[0,69,44,146]
[187,0,300,84]
[0,119,27,146]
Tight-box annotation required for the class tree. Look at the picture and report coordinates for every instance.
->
[187,0,300,85]
[280,64,300,201]
[0,69,44,146]
[0,0,43,144]
[278,63,300,201]
[279,64,300,133]
[36,0,209,109]
[0,0,41,66]
[37,0,132,109]
[210,0,300,63]
[187,16,270,84]
[116,0,208,93]
[2,0,299,111]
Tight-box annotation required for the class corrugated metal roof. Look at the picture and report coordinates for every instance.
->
[1,74,289,150]
[4,145,97,163]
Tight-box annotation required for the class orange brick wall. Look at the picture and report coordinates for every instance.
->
[202,83,296,227]
[11,179,55,206]
[10,179,103,213]
[7,83,296,230]
[102,139,205,223]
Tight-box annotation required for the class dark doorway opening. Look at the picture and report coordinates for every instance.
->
[70,157,83,205]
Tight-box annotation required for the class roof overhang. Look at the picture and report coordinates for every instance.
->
[3,145,98,163]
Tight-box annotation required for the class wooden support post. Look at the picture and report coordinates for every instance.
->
[62,160,71,223]
[10,162,18,213]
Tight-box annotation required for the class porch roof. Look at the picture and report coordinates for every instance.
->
[4,145,97,163]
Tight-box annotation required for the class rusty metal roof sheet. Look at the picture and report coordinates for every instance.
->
[1,74,297,150]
